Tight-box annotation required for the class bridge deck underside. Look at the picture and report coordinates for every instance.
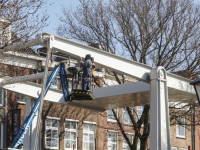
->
[70,85,196,111]
[0,80,196,111]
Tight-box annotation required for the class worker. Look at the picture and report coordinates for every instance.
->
[91,57,95,78]
[81,54,92,90]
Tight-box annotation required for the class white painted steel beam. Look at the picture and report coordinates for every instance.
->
[34,36,52,150]
[0,79,149,111]
[2,32,196,95]
[0,78,197,111]
[1,32,197,150]
[0,78,151,111]
[1,69,70,86]
[23,98,41,150]
[1,55,39,69]
[150,67,171,150]
[40,33,152,82]
[0,32,198,111]
[1,72,53,86]
[37,33,195,95]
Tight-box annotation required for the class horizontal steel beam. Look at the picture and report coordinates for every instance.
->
[0,78,149,111]
[38,33,195,95]
[0,78,64,104]
[1,72,53,86]
[2,32,196,97]
[0,79,196,111]
[1,69,70,86]
[40,33,152,82]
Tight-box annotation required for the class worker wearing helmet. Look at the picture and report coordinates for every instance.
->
[91,57,95,78]
[81,54,92,90]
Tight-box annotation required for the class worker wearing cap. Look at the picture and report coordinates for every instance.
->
[81,54,92,90]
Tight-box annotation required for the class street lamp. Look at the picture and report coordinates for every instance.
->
[190,78,200,105]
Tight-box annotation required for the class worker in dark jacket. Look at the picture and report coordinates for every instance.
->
[81,54,92,90]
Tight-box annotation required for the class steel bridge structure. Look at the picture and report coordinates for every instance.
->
[0,33,199,150]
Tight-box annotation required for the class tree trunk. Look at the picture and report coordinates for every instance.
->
[132,133,139,150]
[140,137,148,150]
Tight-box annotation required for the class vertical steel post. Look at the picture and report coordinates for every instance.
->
[34,36,54,150]
[23,97,34,149]
[150,66,171,150]
[1,123,3,149]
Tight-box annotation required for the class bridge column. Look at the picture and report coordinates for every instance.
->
[150,66,171,150]
[23,97,41,150]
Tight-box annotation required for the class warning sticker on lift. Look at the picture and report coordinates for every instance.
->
[71,89,95,100]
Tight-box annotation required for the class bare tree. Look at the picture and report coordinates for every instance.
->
[0,0,49,65]
[57,0,200,149]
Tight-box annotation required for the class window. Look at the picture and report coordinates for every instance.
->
[171,147,178,150]
[45,117,59,149]
[123,134,133,150]
[0,28,8,47]
[1,36,7,46]
[176,117,185,138]
[108,132,118,150]
[0,89,4,105]
[123,108,132,124]
[107,109,118,122]
[137,106,144,120]
[17,94,26,104]
[64,119,78,150]
[83,122,96,150]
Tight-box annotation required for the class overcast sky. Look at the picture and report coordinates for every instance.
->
[42,0,80,35]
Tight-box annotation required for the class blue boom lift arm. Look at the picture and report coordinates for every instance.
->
[11,63,70,148]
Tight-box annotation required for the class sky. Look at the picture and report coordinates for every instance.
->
[42,0,80,35]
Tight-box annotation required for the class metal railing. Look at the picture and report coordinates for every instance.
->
[70,75,95,93]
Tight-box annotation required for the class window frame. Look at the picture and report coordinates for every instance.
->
[17,94,26,104]
[137,106,144,120]
[82,121,96,150]
[0,89,4,106]
[171,147,178,150]
[45,117,60,149]
[107,109,118,123]
[181,148,188,150]
[64,119,79,150]
[176,117,186,138]
[122,133,134,150]
[122,108,133,125]
[107,130,118,150]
